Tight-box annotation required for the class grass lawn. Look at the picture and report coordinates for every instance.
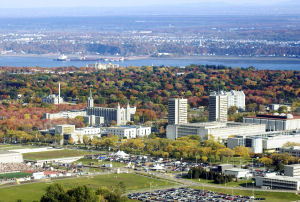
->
[192,185,300,202]
[23,150,94,160]
[75,158,125,168]
[0,144,34,151]
[0,173,175,202]
[190,178,254,188]
[0,172,32,179]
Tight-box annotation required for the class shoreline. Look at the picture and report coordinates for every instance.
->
[1,54,300,62]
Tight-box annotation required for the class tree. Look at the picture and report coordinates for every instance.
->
[228,106,238,115]
[278,106,288,113]
[259,157,273,166]
[68,137,74,145]
[40,183,69,202]
[83,136,90,147]
[40,184,100,202]
[233,146,250,158]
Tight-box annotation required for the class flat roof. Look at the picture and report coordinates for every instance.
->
[225,168,250,172]
[258,175,300,182]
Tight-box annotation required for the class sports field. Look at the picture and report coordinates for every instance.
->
[0,173,176,202]
[22,150,93,160]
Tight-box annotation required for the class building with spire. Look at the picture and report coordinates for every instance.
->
[86,92,136,126]
[42,82,64,105]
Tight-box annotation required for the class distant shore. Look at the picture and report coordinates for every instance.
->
[1,54,300,62]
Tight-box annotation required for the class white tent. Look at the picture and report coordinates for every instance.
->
[151,164,165,170]
[113,150,129,158]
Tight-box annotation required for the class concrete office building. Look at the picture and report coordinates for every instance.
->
[209,91,228,122]
[42,82,64,105]
[278,146,300,157]
[255,175,300,190]
[105,125,151,139]
[166,122,265,140]
[168,98,187,125]
[0,151,23,163]
[226,90,246,111]
[243,114,300,131]
[284,164,300,177]
[225,168,252,178]
[227,131,300,153]
[43,110,87,120]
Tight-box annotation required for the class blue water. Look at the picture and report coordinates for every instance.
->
[0,56,299,70]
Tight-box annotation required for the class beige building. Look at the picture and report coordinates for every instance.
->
[209,91,228,122]
[168,98,187,125]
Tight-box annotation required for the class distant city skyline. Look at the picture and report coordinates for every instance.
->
[0,0,298,8]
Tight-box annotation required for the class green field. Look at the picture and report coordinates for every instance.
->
[23,150,94,160]
[0,172,32,179]
[190,177,253,188]
[0,173,175,202]
[0,144,34,151]
[192,185,300,202]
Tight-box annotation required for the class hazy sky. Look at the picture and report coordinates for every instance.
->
[0,0,297,8]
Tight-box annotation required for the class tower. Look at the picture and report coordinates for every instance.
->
[87,89,94,108]
[168,98,187,125]
[209,91,228,122]
[58,82,61,104]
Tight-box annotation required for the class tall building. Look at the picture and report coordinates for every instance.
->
[209,91,228,122]
[168,98,187,125]
[226,90,245,111]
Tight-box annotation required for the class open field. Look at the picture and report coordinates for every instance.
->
[0,173,176,202]
[22,150,94,160]
[189,178,253,188]
[192,185,300,202]
[0,172,32,180]
[0,144,34,151]
[75,158,125,168]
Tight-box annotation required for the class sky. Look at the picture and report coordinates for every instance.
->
[0,0,297,8]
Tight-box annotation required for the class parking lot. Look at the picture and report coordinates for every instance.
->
[128,187,265,201]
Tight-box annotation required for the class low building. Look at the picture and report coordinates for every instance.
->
[0,151,23,163]
[277,146,300,157]
[217,164,233,173]
[105,125,151,139]
[106,127,137,139]
[225,168,252,178]
[42,82,63,105]
[228,131,300,153]
[55,125,75,135]
[43,110,86,120]
[166,122,265,140]
[243,114,300,131]
[255,175,300,190]
[284,164,300,177]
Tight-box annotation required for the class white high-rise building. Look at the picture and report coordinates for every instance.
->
[226,90,245,111]
[168,98,188,125]
[209,91,228,122]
